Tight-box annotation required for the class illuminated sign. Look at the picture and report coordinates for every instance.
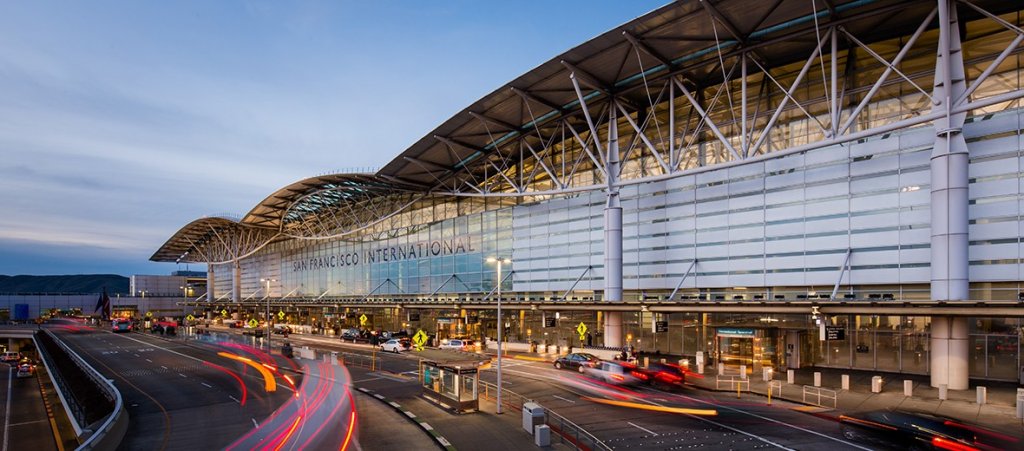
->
[291,236,477,272]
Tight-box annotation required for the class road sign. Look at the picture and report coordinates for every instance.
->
[145,311,153,318]
[576,322,588,341]
[221,309,228,317]
[278,311,285,320]
[412,329,428,351]
[359,314,368,326]
[247,318,259,328]
[186,314,194,322]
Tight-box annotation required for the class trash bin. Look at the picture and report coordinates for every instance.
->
[871,376,883,393]
[534,424,551,446]
[522,402,544,434]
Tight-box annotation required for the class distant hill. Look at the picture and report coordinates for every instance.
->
[0,275,129,294]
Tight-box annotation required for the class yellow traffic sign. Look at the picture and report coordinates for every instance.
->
[221,309,228,316]
[412,329,428,351]
[576,322,588,340]
[186,314,194,322]
[359,314,368,326]
[145,311,153,318]
[277,311,285,320]
[247,318,259,328]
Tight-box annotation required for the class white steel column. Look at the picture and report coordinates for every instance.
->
[930,316,968,389]
[604,104,624,348]
[207,263,215,301]
[930,0,969,391]
[931,0,969,302]
[232,260,242,302]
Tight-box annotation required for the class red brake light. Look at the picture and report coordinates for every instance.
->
[931,437,980,451]
[631,370,648,380]
[610,374,625,382]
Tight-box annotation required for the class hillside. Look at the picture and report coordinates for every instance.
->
[0,274,130,294]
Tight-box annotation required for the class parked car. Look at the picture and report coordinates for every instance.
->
[228,320,244,328]
[582,361,647,386]
[1,352,22,365]
[439,339,472,351]
[340,328,371,343]
[553,353,601,373]
[111,318,133,333]
[380,338,410,353]
[273,325,292,335]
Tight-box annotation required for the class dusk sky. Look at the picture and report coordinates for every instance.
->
[0,1,666,276]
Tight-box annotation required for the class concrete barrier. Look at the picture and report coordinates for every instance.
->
[787,369,794,384]
[871,376,883,393]
[813,372,821,387]
[740,365,747,379]
[976,386,987,405]
[841,374,849,390]
[903,380,913,397]
[939,384,948,400]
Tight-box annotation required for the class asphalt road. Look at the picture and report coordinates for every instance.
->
[261,331,891,451]
[0,364,56,451]
[54,328,296,451]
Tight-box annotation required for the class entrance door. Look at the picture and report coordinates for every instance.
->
[719,336,754,373]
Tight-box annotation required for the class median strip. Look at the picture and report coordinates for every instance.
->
[356,387,455,451]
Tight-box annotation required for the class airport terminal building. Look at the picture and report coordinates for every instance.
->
[154,0,1024,387]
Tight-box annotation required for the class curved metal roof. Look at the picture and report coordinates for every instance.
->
[154,0,1019,263]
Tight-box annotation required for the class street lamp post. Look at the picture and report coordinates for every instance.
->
[260,278,276,352]
[486,257,511,414]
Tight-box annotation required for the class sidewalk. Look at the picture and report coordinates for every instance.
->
[689,364,1024,436]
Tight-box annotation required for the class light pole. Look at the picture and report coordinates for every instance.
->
[260,278,276,351]
[486,257,511,414]
[180,285,191,319]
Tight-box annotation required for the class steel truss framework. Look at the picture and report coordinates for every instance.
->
[154,0,1024,269]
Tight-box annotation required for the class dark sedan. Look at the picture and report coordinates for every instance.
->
[553,353,600,373]
[839,409,1020,450]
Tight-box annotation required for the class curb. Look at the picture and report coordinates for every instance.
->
[355,387,456,451]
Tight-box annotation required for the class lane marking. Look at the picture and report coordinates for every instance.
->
[421,423,433,431]
[229,396,241,404]
[404,411,416,418]
[251,418,258,428]
[178,373,187,378]
[161,366,168,370]
[628,422,657,436]
[552,394,576,404]
[201,383,213,388]
[145,359,152,363]
[134,354,140,357]
[352,377,382,383]
[7,419,49,427]
[4,367,11,451]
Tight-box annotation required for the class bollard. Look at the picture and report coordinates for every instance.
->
[697,363,705,374]
[903,380,913,397]
[813,372,821,387]
[939,384,948,400]
[763,367,773,382]
[1016,389,1024,419]
[644,356,649,368]
[871,376,883,393]
[787,369,795,384]
[976,386,987,405]
[718,362,724,374]
[740,365,747,379]
[841,374,850,390]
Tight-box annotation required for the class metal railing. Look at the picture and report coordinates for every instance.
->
[478,380,610,451]
[769,380,783,398]
[802,385,838,408]
[715,375,750,391]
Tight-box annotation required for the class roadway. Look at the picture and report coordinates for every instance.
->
[230,329,890,451]
[52,327,299,450]
[0,364,56,451]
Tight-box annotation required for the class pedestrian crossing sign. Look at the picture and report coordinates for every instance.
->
[278,311,285,320]
[186,314,194,322]
[576,322,588,340]
[247,319,258,328]
[359,314,368,326]
[413,329,428,351]
[221,309,228,316]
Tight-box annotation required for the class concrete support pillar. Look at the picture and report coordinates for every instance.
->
[931,0,969,302]
[930,316,969,390]
[232,260,242,302]
[603,103,624,348]
[207,263,215,301]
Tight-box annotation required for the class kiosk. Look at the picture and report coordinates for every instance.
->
[421,360,480,413]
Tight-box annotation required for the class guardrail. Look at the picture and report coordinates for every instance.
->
[769,380,783,398]
[479,380,611,451]
[802,385,838,408]
[38,329,128,450]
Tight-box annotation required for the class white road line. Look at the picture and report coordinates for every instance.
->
[161,366,168,370]
[3,367,12,451]
[251,418,258,428]
[352,377,382,383]
[201,382,213,388]
[627,422,657,436]
[229,396,241,404]
[145,359,152,363]
[134,354,140,357]
[552,395,576,404]
[178,373,187,378]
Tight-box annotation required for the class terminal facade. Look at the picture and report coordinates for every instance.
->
[154,0,1024,387]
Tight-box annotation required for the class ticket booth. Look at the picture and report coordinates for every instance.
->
[421,360,480,414]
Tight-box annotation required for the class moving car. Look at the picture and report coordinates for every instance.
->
[380,338,410,353]
[644,361,688,389]
[582,361,647,386]
[111,318,133,333]
[838,409,1015,450]
[438,338,475,351]
[15,360,34,378]
[228,320,244,329]
[553,353,601,373]
[1,352,21,365]
[273,325,292,335]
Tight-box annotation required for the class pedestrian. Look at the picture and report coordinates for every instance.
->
[585,332,593,347]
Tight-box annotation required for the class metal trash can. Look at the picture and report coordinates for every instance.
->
[534,425,551,446]
[522,402,544,434]
[871,376,883,393]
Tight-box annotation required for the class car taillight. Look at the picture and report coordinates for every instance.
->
[657,371,681,382]
[610,374,625,382]
[631,370,648,380]
[931,437,980,451]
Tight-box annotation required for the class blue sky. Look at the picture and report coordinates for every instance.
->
[0,0,666,276]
